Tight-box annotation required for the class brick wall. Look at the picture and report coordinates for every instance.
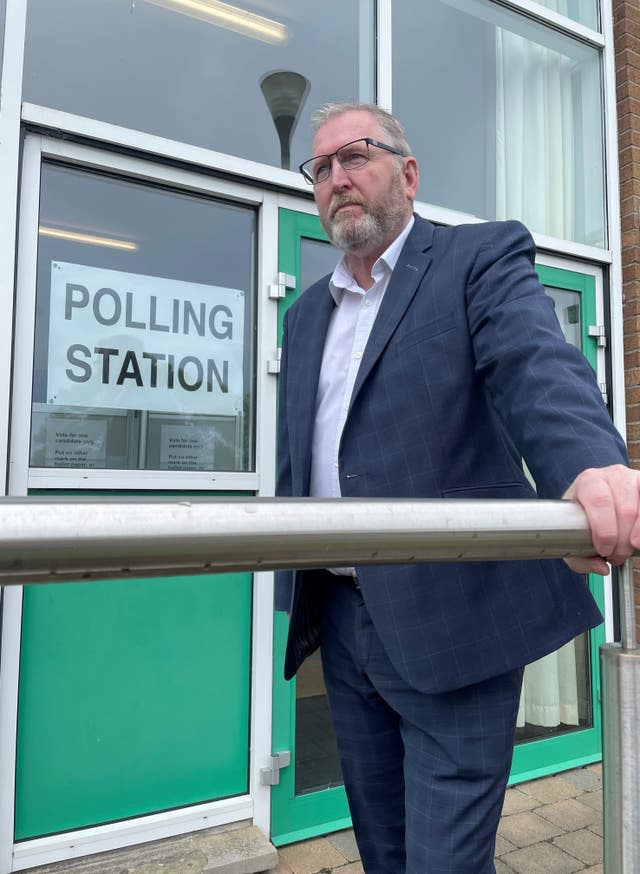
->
[614,0,640,639]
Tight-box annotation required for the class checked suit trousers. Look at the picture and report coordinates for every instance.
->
[319,574,524,874]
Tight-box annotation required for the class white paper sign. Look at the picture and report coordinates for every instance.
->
[160,423,216,471]
[47,262,245,416]
[44,419,107,468]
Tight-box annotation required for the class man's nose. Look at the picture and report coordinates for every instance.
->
[330,156,352,188]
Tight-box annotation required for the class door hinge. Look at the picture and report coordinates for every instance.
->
[588,324,607,348]
[260,750,291,786]
[268,272,297,300]
[267,347,282,375]
[599,382,609,405]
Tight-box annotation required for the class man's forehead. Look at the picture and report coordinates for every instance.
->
[312,110,381,155]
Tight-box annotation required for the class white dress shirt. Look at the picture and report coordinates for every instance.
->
[309,216,414,574]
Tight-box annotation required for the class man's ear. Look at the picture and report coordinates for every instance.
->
[403,156,419,202]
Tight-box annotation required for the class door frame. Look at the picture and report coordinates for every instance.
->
[271,206,351,846]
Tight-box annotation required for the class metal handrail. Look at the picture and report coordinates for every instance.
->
[0,494,601,581]
[0,495,637,871]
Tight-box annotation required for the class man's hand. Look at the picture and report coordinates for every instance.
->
[563,464,640,575]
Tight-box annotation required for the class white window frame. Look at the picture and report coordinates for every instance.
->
[0,3,28,873]
[0,0,27,495]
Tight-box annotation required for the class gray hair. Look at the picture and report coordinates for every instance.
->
[311,102,412,158]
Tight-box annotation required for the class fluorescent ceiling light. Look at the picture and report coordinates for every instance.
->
[39,227,139,252]
[144,0,289,44]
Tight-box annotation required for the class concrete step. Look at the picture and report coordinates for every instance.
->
[23,825,278,874]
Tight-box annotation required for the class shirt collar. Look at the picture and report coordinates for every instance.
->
[329,215,415,303]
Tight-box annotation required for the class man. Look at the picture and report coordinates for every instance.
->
[275,102,640,873]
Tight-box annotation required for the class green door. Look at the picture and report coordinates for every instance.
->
[271,211,606,844]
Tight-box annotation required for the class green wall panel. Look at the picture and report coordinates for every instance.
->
[15,572,252,839]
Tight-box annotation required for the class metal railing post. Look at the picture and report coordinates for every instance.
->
[601,558,640,872]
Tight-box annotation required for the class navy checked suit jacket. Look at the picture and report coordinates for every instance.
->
[276,216,628,693]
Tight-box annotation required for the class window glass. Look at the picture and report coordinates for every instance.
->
[23,1,375,173]
[534,0,599,31]
[0,0,5,98]
[30,162,256,473]
[546,286,581,349]
[393,0,605,247]
[300,237,338,292]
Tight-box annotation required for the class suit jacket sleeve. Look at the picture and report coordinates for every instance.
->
[466,220,628,497]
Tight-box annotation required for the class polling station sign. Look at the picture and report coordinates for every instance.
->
[47,262,245,416]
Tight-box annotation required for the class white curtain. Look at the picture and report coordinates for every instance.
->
[496,8,582,727]
[517,642,579,729]
[495,9,575,241]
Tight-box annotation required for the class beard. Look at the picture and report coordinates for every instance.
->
[320,169,409,254]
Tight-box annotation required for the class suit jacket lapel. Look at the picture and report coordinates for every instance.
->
[348,217,435,414]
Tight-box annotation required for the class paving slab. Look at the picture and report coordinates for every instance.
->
[326,830,360,862]
[278,837,347,874]
[502,788,539,816]
[588,819,603,838]
[498,811,564,848]
[535,798,600,831]
[518,776,581,804]
[576,791,603,812]
[560,767,602,793]
[495,861,515,874]
[502,841,585,874]
[553,829,603,867]
[495,834,518,857]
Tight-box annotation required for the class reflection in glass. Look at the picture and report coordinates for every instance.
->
[295,651,343,795]
[393,0,605,246]
[0,0,5,104]
[300,237,338,292]
[260,71,310,170]
[24,1,375,173]
[534,0,599,31]
[30,162,256,472]
[547,286,581,349]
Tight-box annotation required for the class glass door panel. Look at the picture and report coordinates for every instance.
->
[31,161,257,475]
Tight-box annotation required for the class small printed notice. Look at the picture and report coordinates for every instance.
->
[44,419,107,468]
[160,424,215,471]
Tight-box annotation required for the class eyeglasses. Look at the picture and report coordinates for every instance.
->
[299,137,406,185]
